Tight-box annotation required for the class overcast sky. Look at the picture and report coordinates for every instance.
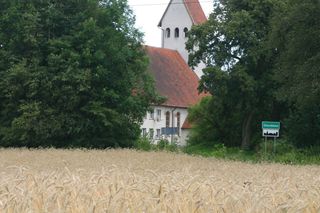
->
[127,0,213,47]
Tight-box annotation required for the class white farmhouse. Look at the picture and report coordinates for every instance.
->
[141,0,208,146]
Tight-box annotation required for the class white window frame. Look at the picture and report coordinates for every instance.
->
[149,109,154,120]
[142,128,147,137]
[156,129,161,138]
[157,109,161,121]
[149,128,154,139]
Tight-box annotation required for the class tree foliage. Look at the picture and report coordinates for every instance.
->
[187,0,282,148]
[0,0,158,148]
[270,0,320,147]
[188,96,242,147]
[187,0,319,149]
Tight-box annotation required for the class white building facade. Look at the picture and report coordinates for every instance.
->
[141,106,188,146]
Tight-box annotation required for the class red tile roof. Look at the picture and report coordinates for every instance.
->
[183,0,207,25]
[181,118,192,129]
[158,0,207,27]
[145,46,206,108]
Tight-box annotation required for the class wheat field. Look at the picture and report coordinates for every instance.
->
[0,149,319,212]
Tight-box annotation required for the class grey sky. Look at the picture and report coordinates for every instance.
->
[128,0,213,47]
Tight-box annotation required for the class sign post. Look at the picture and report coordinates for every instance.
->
[262,121,280,154]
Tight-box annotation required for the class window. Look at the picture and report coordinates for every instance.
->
[149,129,154,139]
[166,111,170,127]
[183,27,188,37]
[142,128,147,137]
[157,109,161,121]
[149,109,154,120]
[174,28,179,38]
[176,112,181,136]
[156,129,161,138]
[166,28,171,38]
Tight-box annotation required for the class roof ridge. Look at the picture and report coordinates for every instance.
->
[145,45,181,54]
[183,0,207,25]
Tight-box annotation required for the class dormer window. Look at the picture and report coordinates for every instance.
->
[166,28,171,38]
[174,28,179,38]
[184,27,188,37]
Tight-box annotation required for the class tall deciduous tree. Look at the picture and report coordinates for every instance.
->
[186,0,283,149]
[0,0,158,147]
[271,0,320,147]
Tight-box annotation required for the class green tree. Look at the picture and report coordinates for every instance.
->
[0,0,158,148]
[188,96,242,147]
[186,0,283,149]
[270,0,320,147]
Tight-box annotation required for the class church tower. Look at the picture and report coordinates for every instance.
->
[158,0,207,77]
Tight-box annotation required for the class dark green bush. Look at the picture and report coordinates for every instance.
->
[134,137,152,151]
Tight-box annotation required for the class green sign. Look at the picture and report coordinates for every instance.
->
[262,121,280,130]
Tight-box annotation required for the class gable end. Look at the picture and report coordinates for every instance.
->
[158,0,207,27]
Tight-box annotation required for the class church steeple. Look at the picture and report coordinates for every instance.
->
[158,0,207,27]
[158,0,207,77]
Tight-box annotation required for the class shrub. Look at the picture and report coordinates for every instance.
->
[156,139,178,152]
[134,136,152,151]
[157,139,169,150]
[211,143,227,157]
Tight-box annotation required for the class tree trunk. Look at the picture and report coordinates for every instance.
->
[241,111,254,150]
